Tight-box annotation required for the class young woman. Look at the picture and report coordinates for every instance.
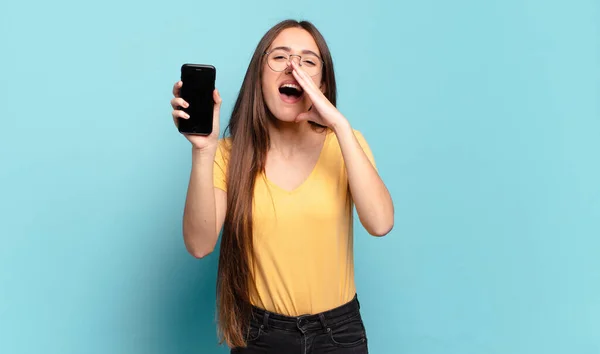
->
[170,19,394,353]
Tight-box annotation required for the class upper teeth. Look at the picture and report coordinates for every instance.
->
[281,83,302,91]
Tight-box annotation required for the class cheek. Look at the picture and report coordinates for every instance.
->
[261,71,278,111]
[262,64,277,88]
[314,75,324,91]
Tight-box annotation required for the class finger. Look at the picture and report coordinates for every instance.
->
[292,61,314,87]
[211,89,222,135]
[291,63,319,96]
[292,69,311,93]
[172,109,190,120]
[170,97,189,110]
[213,89,222,117]
[172,109,190,128]
[292,70,321,105]
[172,81,182,98]
[291,61,308,84]
[295,110,317,123]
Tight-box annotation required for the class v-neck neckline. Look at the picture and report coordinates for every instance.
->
[262,130,331,195]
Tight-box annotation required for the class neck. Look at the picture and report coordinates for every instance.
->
[268,120,314,151]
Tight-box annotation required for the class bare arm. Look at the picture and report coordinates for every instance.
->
[333,121,394,236]
[288,61,394,236]
[170,82,227,257]
[182,149,227,258]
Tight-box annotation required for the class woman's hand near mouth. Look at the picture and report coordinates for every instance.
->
[290,61,348,131]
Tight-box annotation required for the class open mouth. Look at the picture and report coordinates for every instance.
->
[279,82,304,103]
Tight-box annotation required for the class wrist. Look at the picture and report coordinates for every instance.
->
[192,146,216,163]
[330,115,351,134]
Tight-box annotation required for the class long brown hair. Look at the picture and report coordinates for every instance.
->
[216,19,337,348]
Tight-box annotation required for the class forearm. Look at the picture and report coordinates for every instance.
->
[333,120,394,236]
[182,148,219,257]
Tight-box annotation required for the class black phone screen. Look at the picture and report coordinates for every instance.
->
[178,64,215,135]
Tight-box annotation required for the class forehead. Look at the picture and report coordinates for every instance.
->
[269,27,320,56]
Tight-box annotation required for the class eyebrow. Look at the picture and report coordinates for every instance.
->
[269,46,321,58]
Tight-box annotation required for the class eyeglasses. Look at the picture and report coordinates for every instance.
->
[264,49,324,77]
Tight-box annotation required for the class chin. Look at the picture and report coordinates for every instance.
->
[268,98,310,123]
[271,107,300,122]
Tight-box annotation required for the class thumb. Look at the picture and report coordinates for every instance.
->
[212,89,222,134]
[295,110,317,123]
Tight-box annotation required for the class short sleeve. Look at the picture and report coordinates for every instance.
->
[353,130,377,170]
[213,139,230,192]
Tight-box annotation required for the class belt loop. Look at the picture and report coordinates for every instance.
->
[262,312,270,329]
[318,313,328,333]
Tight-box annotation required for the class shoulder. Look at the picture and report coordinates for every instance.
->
[215,137,232,158]
[213,138,232,191]
[326,128,372,149]
[351,129,370,146]
[326,128,376,167]
[213,137,233,172]
[217,137,232,150]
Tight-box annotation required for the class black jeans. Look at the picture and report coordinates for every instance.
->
[231,294,368,354]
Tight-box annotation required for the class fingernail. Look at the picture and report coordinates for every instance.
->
[185,114,190,118]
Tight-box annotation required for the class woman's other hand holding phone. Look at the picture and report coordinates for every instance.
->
[171,80,222,155]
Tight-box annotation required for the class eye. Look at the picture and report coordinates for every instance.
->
[303,60,316,66]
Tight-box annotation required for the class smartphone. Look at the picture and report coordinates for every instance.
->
[178,64,216,135]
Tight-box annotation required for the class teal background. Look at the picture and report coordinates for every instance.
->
[1,0,599,353]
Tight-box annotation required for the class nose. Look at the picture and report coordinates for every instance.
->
[288,55,302,65]
[284,55,302,74]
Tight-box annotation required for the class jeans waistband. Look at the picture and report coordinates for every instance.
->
[250,294,361,332]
